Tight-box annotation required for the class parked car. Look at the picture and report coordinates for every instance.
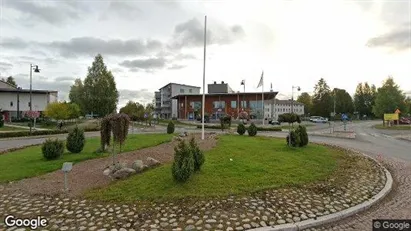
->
[310,116,328,123]
[399,117,411,124]
[268,120,281,125]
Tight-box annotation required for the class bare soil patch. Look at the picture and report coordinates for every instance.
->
[7,133,217,197]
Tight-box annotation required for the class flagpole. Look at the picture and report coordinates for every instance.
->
[201,15,207,140]
[262,71,264,125]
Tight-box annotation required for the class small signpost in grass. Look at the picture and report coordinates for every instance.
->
[62,162,73,193]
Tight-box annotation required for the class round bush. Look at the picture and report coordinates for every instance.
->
[247,123,258,136]
[42,139,64,160]
[237,123,246,135]
[66,126,85,153]
[172,140,194,182]
[296,125,308,147]
[167,121,175,134]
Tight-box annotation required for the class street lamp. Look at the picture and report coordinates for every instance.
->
[240,80,245,109]
[29,64,40,134]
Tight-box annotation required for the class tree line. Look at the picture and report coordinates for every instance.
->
[297,77,411,119]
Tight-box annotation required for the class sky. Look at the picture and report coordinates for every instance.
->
[0,0,410,108]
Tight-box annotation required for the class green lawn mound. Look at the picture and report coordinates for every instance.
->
[87,135,343,202]
[0,134,173,183]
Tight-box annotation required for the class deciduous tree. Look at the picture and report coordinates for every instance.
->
[297,92,312,115]
[372,77,407,118]
[311,78,332,118]
[69,78,85,114]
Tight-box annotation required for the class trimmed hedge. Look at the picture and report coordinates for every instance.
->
[0,127,100,138]
[196,125,282,132]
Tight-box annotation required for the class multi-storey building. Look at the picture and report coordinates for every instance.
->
[154,83,200,119]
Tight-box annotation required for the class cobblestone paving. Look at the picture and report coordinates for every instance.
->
[305,156,411,231]
[0,151,387,231]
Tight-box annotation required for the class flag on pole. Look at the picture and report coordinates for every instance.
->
[257,71,264,88]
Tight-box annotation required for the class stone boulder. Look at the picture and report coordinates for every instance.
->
[103,168,111,176]
[131,160,145,173]
[113,168,136,179]
[147,157,161,167]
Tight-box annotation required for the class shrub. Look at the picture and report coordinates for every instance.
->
[42,139,64,160]
[237,123,246,135]
[189,137,205,171]
[278,113,301,124]
[220,116,231,131]
[172,140,194,182]
[66,127,86,153]
[286,130,300,147]
[0,116,3,128]
[167,121,175,134]
[247,123,258,136]
[296,125,309,147]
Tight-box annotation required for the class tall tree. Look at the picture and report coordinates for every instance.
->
[119,101,139,120]
[405,97,411,115]
[69,78,85,114]
[2,76,17,87]
[311,78,332,118]
[83,54,119,117]
[332,88,354,114]
[354,82,377,118]
[372,77,407,118]
[297,92,313,115]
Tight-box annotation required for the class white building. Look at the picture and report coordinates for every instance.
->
[0,79,58,122]
[264,99,305,121]
[155,83,200,119]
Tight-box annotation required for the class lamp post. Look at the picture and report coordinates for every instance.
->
[240,80,245,109]
[29,64,40,134]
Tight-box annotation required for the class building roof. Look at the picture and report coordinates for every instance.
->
[0,88,58,94]
[159,82,201,90]
[171,91,278,99]
[275,99,304,106]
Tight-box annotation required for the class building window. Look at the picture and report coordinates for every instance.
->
[180,89,184,93]
[213,101,225,109]
[241,101,247,108]
[10,101,13,107]
[249,100,262,109]
[190,101,201,110]
[189,89,192,93]
[231,101,237,108]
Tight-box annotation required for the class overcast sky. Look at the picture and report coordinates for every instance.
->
[0,0,410,107]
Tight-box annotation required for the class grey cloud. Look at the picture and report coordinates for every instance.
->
[100,1,142,20]
[0,62,13,71]
[119,89,154,105]
[47,37,163,58]
[3,0,88,26]
[168,64,186,70]
[367,26,410,51]
[119,57,167,71]
[169,18,246,49]
[54,76,76,82]
[0,37,29,49]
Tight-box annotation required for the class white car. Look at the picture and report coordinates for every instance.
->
[310,116,328,123]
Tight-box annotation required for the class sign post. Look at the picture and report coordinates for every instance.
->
[61,162,73,193]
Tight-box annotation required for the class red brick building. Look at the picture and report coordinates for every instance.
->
[172,91,278,120]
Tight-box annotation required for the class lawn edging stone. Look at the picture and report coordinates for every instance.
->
[248,148,393,231]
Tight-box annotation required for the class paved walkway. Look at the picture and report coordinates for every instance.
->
[4,123,49,131]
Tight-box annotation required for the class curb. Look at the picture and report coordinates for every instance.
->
[248,150,393,231]
[308,132,356,140]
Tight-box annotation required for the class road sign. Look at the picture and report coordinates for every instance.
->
[395,109,401,114]
[384,113,399,120]
[144,113,148,118]
[342,113,348,121]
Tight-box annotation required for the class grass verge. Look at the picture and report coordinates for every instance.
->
[0,133,173,183]
[374,124,411,130]
[86,135,342,202]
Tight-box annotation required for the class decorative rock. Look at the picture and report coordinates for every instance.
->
[147,157,161,167]
[113,168,136,179]
[186,219,194,224]
[131,160,145,173]
[185,225,195,231]
[277,219,286,224]
[103,168,111,176]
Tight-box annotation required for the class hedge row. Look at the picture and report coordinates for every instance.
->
[0,127,100,138]
[196,125,282,132]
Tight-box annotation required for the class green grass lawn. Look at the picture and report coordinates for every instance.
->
[0,133,173,183]
[0,126,26,131]
[374,124,411,130]
[86,135,343,202]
